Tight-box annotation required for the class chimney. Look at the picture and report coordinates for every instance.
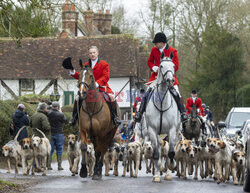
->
[83,9,94,35]
[62,0,78,36]
[104,10,112,35]
[93,9,112,35]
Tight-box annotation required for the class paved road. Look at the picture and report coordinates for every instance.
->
[17,161,250,193]
[0,161,245,193]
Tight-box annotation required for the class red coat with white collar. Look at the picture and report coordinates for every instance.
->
[71,59,113,93]
[148,45,179,85]
[186,97,205,116]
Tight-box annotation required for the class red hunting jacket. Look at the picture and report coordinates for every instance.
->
[133,96,143,113]
[71,59,113,93]
[186,97,205,116]
[148,45,179,85]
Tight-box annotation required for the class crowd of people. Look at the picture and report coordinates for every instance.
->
[10,102,66,170]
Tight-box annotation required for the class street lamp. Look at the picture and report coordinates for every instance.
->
[50,92,60,102]
[56,93,61,101]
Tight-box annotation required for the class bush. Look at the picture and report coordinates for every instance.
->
[237,84,250,107]
[0,100,77,148]
[18,94,50,104]
[0,100,37,147]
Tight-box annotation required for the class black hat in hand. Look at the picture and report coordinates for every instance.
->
[62,57,74,70]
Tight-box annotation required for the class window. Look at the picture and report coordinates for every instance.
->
[229,112,250,128]
[20,79,34,91]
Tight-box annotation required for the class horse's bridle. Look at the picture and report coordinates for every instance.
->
[158,58,175,86]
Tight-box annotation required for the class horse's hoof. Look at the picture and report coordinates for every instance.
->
[133,175,137,178]
[80,167,88,178]
[92,175,101,180]
[72,173,75,176]
[42,173,46,176]
[105,173,109,176]
[183,176,187,180]
[122,175,125,177]
[164,174,172,181]
[194,177,198,180]
[153,176,161,183]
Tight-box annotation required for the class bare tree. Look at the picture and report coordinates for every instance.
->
[112,5,140,34]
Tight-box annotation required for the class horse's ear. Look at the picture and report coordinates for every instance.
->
[79,59,83,69]
[88,59,92,68]
[170,51,174,60]
[161,51,165,59]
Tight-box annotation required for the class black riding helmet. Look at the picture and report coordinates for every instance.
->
[152,32,168,43]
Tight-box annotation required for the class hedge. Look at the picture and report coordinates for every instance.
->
[0,98,76,148]
[237,84,250,107]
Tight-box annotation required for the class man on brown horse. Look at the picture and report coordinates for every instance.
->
[62,46,121,127]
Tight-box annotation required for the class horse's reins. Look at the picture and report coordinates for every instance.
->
[78,77,104,141]
[151,59,174,134]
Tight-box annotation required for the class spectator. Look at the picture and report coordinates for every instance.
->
[205,106,215,126]
[120,121,129,140]
[12,104,29,141]
[47,102,66,170]
[30,103,50,138]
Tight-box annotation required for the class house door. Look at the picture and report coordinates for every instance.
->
[64,91,74,106]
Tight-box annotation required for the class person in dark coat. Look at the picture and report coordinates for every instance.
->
[12,104,29,141]
[30,103,50,138]
[47,102,66,170]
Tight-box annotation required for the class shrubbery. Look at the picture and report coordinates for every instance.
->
[0,96,75,147]
[0,100,37,147]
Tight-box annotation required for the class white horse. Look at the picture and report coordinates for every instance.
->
[145,52,182,182]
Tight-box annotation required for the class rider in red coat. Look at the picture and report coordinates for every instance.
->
[185,90,206,134]
[133,89,145,113]
[186,98,205,117]
[135,32,187,123]
[62,46,121,126]
[70,59,113,93]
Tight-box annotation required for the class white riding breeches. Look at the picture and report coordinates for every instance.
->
[146,80,181,97]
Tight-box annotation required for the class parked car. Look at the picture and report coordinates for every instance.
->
[218,107,250,138]
[242,120,250,148]
[244,133,250,192]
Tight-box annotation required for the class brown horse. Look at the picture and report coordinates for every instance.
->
[77,65,121,180]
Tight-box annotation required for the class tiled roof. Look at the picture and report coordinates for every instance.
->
[0,34,140,79]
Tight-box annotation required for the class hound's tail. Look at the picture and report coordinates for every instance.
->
[35,128,47,138]
[14,126,26,141]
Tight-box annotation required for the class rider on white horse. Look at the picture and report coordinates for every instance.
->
[135,32,187,123]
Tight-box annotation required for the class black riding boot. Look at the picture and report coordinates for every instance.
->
[201,121,207,135]
[134,87,152,122]
[110,101,121,126]
[169,87,187,122]
[69,98,83,126]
